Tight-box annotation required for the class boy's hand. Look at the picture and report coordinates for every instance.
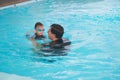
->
[26,31,30,36]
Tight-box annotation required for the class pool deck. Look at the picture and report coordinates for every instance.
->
[0,0,29,7]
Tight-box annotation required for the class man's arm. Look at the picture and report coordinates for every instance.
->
[30,38,38,46]
[30,38,45,49]
[30,39,54,53]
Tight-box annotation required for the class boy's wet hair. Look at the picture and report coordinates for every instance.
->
[50,24,64,38]
[35,22,43,29]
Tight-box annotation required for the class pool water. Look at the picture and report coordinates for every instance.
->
[0,0,120,80]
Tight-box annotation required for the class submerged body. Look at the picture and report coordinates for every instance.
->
[33,38,71,56]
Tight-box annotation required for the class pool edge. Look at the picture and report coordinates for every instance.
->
[0,0,37,10]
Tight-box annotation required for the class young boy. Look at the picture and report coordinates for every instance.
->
[26,22,45,40]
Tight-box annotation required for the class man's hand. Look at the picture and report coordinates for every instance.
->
[30,38,38,46]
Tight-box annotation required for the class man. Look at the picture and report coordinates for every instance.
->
[30,24,71,55]
[47,24,64,48]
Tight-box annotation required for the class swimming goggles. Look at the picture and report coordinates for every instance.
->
[37,29,45,32]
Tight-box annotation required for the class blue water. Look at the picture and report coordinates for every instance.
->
[0,0,120,80]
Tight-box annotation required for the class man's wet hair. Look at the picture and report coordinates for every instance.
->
[50,24,64,38]
[35,22,43,29]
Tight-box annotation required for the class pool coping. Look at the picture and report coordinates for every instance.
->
[0,0,40,10]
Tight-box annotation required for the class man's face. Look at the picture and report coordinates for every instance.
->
[48,28,54,40]
[35,26,44,35]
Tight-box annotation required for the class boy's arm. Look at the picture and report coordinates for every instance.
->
[26,30,36,40]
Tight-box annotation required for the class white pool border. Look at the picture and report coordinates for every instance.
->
[0,0,42,10]
[0,72,35,80]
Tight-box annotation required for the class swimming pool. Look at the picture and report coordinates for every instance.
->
[0,0,120,80]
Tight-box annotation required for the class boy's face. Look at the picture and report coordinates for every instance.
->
[35,25,44,35]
